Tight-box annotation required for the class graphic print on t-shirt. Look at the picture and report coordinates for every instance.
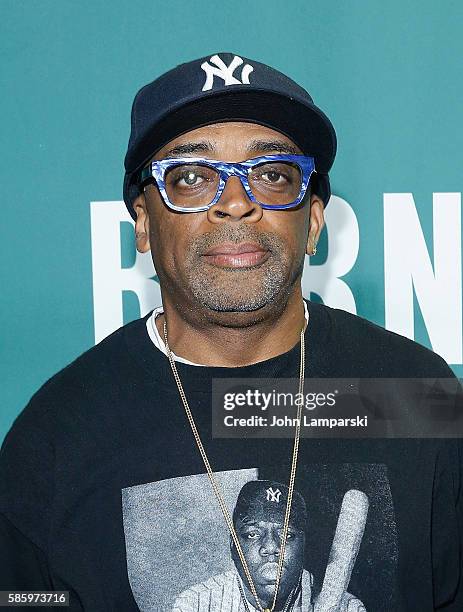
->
[122,464,398,611]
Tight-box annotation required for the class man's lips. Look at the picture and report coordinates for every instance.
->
[202,242,270,268]
[259,561,285,582]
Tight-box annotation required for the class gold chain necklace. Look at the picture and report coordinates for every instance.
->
[163,318,306,612]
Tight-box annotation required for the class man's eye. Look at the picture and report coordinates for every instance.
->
[245,531,260,539]
[168,165,216,188]
[278,530,295,539]
[262,170,285,183]
[249,165,292,185]
[178,171,204,186]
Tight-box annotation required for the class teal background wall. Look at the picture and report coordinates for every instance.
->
[2,0,462,442]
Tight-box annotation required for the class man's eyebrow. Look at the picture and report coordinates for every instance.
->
[238,518,259,527]
[161,139,300,159]
[247,139,300,155]
[163,141,215,158]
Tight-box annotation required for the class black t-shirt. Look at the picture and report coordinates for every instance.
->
[0,301,462,611]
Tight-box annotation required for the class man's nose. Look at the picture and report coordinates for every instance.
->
[207,176,263,223]
[260,532,280,557]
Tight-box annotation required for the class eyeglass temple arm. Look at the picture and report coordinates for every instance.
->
[139,165,153,185]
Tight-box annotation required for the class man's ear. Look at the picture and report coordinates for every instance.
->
[306,193,325,256]
[133,191,151,253]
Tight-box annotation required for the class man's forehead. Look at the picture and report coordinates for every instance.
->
[154,121,303,160]
[237,518,302,531]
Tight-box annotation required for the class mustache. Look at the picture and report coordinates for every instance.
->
[189,225,284,254]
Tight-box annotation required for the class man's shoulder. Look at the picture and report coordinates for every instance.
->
[177,569,236,593]
[5,315,152,439]
[308,300,454,377]
[173,569,237,606]
[36,315,150,398]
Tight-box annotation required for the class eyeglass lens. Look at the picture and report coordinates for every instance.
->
[164,161,303,208]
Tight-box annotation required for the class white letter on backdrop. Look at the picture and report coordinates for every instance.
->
[302,195,359,314]
[384,193,462,364]
[90,201,161,343]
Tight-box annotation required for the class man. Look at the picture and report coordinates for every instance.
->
[0,53,461,611]
[172,480,365,612]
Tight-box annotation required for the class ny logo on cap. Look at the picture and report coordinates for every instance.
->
[266,487,282,503]
[201,54,254,92]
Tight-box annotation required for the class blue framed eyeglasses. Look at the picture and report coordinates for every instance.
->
[139,154,315,212]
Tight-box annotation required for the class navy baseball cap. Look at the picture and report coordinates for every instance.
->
[233,480,308,532]
[123,52,337,219]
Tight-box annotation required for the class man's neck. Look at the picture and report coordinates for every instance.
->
[156,291,307,367]
[234,567,301,612]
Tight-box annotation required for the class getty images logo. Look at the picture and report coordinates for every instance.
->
[201,54,254,91]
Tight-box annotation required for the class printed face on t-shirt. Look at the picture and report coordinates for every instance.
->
[232,517,305,603]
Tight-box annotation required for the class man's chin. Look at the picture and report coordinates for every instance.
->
[186,256,290,314]
[189,289,279,314]
[255,583,291,609]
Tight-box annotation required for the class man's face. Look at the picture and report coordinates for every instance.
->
[232,517,305,607]
[134,122,324,319]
